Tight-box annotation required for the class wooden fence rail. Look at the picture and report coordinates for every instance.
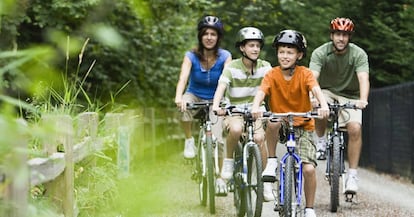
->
[1,108,183,217]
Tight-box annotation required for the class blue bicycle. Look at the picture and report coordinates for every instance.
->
[264,111,318,217]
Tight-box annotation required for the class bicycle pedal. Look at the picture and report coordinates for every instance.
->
[344,192,357,203]
[274,204,282,212]
[183,158,194,165]
[262,176,277,183]
[190,172,198,181]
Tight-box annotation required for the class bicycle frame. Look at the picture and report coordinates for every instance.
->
[279,116,303,207]
[324,101,358,211]
[225,106,263,217]
[264,111,318,217]
[187,102,220,214]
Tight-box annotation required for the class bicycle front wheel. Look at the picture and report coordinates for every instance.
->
[196,128,207,206]
[283,155,295,217]
[206,131,215,214]
[245,144,263,217]
[329,135,341,212]
[234,142,246,217]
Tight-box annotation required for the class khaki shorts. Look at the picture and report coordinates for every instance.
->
[223,115,265,138]
[180,93,224,144]
[322,90,362,127]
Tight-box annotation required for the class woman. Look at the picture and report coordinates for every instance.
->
[174,15,232,159]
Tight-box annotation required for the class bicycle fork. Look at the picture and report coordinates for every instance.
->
[275,152,303,210]
[199,133,220,177]
[325,132,346,185]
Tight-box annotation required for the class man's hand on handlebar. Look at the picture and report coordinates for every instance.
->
[356,100,368,109]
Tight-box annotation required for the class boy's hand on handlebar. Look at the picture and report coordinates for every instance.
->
[251,107,262,120]
[317,105,330,119]
[213,107,226,116]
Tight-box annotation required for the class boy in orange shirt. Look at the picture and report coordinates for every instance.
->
[251,30,329,217]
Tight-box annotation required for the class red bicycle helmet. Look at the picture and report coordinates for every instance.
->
[330,17,354,33]
[197,15,224,36]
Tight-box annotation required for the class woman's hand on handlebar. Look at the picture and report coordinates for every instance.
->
[175,96,187,112]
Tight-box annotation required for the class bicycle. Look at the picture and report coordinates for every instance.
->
[323,101,359,212]
[222,106,264,217]
[263,111,319,217]
[187,101,220,214]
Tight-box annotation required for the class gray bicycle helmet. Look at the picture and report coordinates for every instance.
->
[197,15,224,36]
[235,27,264,48]
[272,30,307,57]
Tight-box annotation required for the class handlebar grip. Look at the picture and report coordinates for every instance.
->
[263,112,272,117]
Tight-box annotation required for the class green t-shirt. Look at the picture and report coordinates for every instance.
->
[219,58,272,107]
[309,42,369,99]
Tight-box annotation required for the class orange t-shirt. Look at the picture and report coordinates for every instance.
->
[260,66,318,130]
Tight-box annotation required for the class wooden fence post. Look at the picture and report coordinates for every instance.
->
[42,114,74,217]
[4,119,29,217]
[76,112,99,139]
[104,113,131,177]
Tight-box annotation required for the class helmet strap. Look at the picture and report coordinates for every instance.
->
[242,54,257,75]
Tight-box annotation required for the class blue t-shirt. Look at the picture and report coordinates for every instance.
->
[186,48,231,100]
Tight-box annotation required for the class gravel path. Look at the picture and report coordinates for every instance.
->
[121,145,414,217]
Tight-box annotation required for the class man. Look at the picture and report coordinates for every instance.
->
[309,17,370,194]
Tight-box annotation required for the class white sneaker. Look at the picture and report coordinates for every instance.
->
[263,182,274,202]
[304,208,316,217]
[220,158,234,180]
[316,138,327,160]
[345,174,359,193]
[262,158,278,182]
[183,137,196,159]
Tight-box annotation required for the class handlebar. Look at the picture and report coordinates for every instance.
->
[186,101,213,110]
[328,102,358,110]
[262,111,320,121]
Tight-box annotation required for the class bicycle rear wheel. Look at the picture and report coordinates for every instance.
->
[329,136,341,212]
[234,142,246,217]
[245,144,263,217]
[206,131,215,214]
[283,155,295,217]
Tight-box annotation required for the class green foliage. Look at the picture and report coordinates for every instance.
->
[2,0,414,108]
[358,1,414,86]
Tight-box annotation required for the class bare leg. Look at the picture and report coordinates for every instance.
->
[303,163,316,208]
[346,122,362,169]
[226,122,243,158]
[265,121,281,157]
[182,121,192,139]
[314,118,328,138]
[254,132,267,170]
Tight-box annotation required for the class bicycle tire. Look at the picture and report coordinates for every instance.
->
[196,128,207,206]
[330,136,341,212]
[283,155,295,217]
[206,131,216,214]
[234,142,246,217]
[245,144,264,217]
